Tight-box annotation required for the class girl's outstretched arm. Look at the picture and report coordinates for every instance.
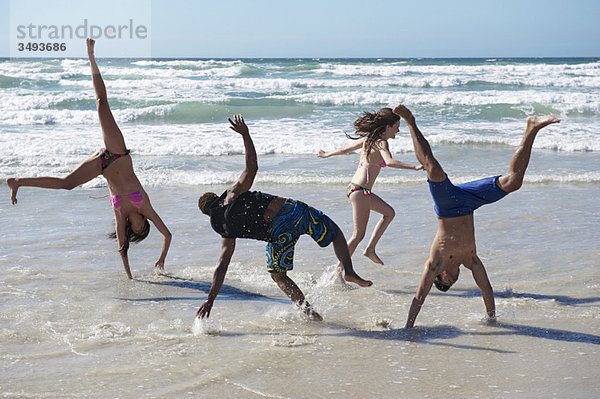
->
[378,140,423,170]
[142,197,172,271]
[317,140,364,158]
[114,213,133,279]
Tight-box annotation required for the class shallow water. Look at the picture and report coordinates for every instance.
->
[1,179,599,398]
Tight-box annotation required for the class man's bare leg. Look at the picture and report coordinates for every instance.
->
[271,272,323,321]
[497,116,560,193]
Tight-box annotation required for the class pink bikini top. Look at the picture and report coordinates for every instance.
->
[110,190,144,212]
[358,160,387,183]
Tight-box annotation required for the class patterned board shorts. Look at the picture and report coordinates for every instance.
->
[265,199,339,273]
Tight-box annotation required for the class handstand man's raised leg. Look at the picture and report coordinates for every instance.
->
[393,105,560,189]
[497,116,560,193]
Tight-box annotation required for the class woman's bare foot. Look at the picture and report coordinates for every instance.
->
[344,271,373,287]
[364,248,384,265]
[6,178,19,205]
[526,115,560,133]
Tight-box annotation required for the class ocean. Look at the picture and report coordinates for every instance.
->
[1,57,599,398]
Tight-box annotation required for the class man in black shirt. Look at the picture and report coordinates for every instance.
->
[197,115,372,321]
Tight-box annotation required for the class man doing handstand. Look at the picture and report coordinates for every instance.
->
[392,104,560,328]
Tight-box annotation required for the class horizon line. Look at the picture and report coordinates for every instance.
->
[2,55,599,60]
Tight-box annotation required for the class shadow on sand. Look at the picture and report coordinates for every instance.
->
[117,275,600,350]
[317,320,600,354]
[116,274,289,304]
[384,287,600,306]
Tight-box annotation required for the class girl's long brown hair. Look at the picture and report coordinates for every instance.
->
[347,107,399,157]
[108,219,150,255]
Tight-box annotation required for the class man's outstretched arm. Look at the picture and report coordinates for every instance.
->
[227,115,258,197]
[467,255,496,321]
[393,104,445,182]
[196,238,236,318]
[405,259,437,328]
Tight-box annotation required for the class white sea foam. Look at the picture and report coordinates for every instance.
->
[139,170,600,188]
[0,103,177,125]
[0,61,245,81]
[1,58,598,129]
[2,86,597,125]
[132,59,242,68]
[88,322,133,340]
[5,161,598,190]
[277,90,600,112]
[1,118,598,178]
[2,58,599,88]
[1,58,598,190]
[314,61,600,88]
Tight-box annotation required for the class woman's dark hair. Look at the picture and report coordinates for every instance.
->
[108,218,151,255]
[348,107,400,157]
[198,192,219,215]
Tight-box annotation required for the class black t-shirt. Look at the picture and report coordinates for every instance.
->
[209,190,276,241]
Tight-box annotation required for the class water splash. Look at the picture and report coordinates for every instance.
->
[192,316,222,336]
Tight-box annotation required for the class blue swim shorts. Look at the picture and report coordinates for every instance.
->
[428,175,509,218]
[265,199,339,273]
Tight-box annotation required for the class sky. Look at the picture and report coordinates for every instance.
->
[1,0,599,58]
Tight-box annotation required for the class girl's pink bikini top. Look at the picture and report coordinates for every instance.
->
[89,190,144,212]
[358,160,387,183]
[110,190,143,212]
